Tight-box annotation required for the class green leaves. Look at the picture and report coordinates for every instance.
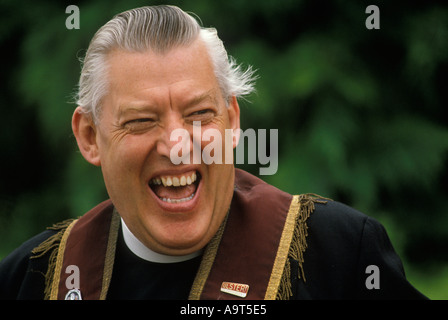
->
[1,0,447,297]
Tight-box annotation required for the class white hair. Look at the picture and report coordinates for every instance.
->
[76,5,257,122]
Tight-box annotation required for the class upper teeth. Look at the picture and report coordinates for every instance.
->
[150,172,197,187]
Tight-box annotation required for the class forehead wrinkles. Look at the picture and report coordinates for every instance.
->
[108,54,222,104]
[106,40,213,85]
[101,42,226,124]
[176,88,219,108]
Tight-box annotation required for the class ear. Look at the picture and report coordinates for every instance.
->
[72,107,101,166]
[227,96,241,149]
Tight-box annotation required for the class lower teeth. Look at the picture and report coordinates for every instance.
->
[161,192,195,203]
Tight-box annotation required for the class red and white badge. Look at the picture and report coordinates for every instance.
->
[220,282,250,298]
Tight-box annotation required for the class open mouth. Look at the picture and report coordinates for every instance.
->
[149,170,201,204]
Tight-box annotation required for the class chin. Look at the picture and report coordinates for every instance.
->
[152,233,208,256]
[143,213,214,255]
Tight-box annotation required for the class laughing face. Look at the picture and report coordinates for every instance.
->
[72,38,240,255]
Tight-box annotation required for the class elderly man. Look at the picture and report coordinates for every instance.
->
[0,5,426,300]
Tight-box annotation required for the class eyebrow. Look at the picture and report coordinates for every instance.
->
[184,89,218,108]
[117,105,155,119]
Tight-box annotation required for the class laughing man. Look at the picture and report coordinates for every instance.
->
[0,5,426,300]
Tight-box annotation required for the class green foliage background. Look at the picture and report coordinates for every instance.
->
[1,0,447,298]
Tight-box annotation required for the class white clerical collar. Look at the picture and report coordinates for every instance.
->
[121,218,202,263]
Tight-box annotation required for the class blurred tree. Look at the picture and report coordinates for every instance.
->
[1,0,447,298]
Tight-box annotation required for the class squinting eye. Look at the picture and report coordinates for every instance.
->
[187,109,216,125]
[191,109,216,118]
[192,110,210,115]
[124,118,155,132]
[125,118,153,125]
[130,118,152,123]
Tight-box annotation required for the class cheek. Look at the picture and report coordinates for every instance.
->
[100,135,155,180]
[193,117,231,158]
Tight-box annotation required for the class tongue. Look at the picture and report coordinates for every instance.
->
[152,184,197,200]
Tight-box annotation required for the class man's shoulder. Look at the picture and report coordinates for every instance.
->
[305,197,384,248]
[1,229,58,266]
[0,200,113,300]
[0,229,58,299]
[299,197,427,299]
[310,198,370,229]
[291,195,392,268]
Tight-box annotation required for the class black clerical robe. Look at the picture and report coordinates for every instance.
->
[0,169,426,300]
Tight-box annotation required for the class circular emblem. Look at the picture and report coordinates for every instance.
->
[65,289,82,300]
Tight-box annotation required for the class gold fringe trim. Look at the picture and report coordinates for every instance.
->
[264,195,301,299]
[30,218,78,300]
[275,194,330,300]
[188,213,229,300]
[30,210,119,300]
[100,209,121,300]
[49,219,78,300]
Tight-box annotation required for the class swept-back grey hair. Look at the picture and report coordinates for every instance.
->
[76,5,257,122]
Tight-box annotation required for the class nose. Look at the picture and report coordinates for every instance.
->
[156,115,193,163]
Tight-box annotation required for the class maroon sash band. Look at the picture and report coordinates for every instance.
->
[50,200,118,300]
[47,169,310,300]
[196,170,292,299]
